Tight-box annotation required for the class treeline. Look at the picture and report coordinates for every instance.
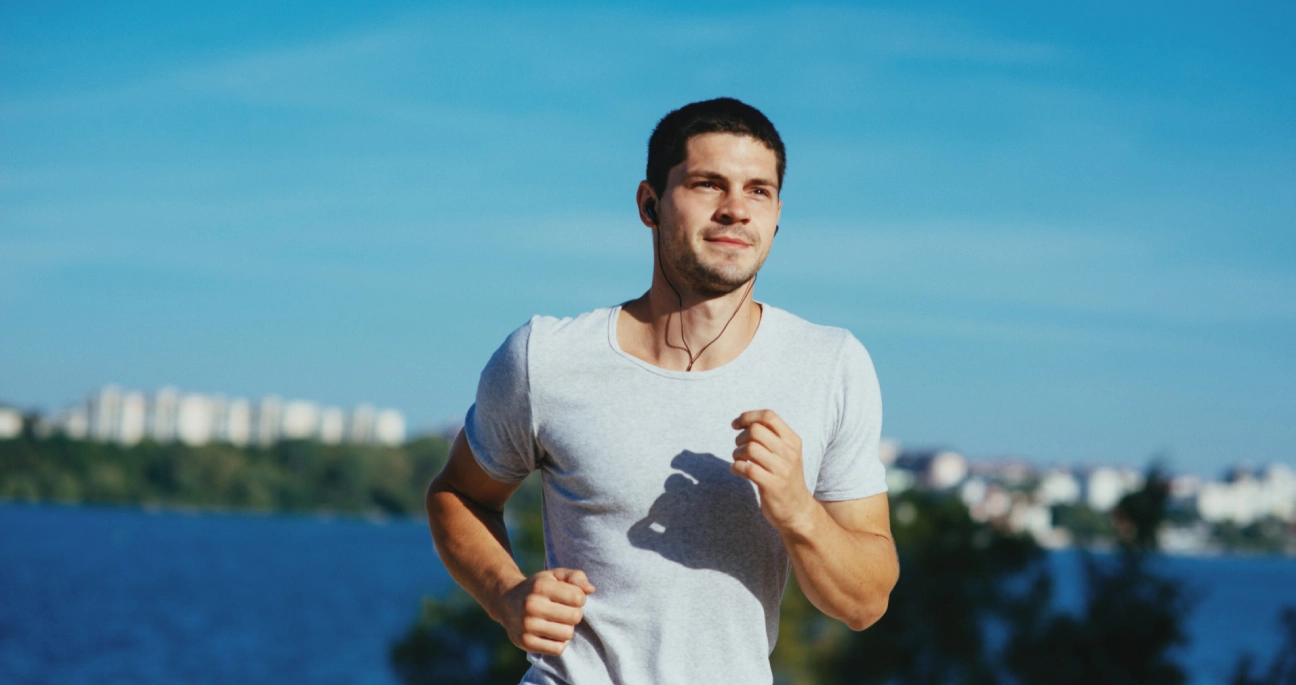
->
[0,433,450,516]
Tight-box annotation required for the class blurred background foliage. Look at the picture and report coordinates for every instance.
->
[0,433,449,516]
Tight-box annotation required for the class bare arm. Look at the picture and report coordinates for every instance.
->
[782,493,897,630]
[425,431,595,654]
[732,410,898,630]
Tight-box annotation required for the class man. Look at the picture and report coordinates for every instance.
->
[425,97,898,684]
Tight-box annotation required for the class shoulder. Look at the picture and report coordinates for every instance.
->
[490,306,616,367]
[761,303,872,366]
[518,306,615,353]
[525,306,614,338]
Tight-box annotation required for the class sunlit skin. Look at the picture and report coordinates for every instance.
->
[621,132,782,373]
[425,132,898,659]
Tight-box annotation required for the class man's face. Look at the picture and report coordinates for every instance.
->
[656,133,782,297]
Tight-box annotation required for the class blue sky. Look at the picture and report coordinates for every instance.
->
[2,1,1293,475]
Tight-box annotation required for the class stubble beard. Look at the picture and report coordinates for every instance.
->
[662,227,766,298]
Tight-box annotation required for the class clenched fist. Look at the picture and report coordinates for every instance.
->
[732,409,816,534]
[500,568,596,656]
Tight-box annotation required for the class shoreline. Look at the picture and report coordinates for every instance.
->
[5,497,1291,559]
[0,496,428,526]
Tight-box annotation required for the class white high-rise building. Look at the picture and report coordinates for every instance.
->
[348,404,376,444]
[148,387,180,442]
[1196,464,1296,524]
[318,407,345,445]
[88,385,123,442]
[42,386,406,448]
[176,393,214,446]
[218,398,251,447]
[1262,464,1296,521]
[280,400,320,440]
[253,396,283,447]
[207,394,228,442]
[117,391,146,446]
[374,409,406,447]
[0,407,22,439]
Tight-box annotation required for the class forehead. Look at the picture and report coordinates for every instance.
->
[674,132,779,183]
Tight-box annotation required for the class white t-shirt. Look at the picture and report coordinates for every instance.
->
[464,302,887,685]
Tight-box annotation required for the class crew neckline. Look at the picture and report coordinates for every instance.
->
[605,301,771,380]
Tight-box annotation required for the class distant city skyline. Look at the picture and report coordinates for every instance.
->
[2,1,1293,475]
[28,385,406,448]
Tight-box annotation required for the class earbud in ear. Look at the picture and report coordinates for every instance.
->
[644,201,658,223]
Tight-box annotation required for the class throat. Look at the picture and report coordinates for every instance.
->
[616,295,762,373]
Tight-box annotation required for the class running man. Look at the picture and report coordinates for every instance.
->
[426,97,898,684]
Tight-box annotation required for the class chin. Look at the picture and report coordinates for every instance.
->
[694,269,759,296]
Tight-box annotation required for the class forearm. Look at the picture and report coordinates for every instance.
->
[781,501,898,631]
[425,480,527,623]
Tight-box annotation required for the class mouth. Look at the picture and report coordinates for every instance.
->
[704,234,752,249]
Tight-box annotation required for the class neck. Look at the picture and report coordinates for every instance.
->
[619,270,762,373]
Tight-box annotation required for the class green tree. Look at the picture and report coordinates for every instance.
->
[390,472,544,685]
[390,589,531,685]
[1004,466,1193,685]
[0,433,451,516]
[815,491,1045,685]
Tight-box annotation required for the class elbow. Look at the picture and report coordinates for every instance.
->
[424,477,440,511]
[424,476,452,532]
[845,594,889,632]
[845,561,898,631]
[424,478,439,519]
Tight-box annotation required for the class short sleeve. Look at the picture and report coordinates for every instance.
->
[463,320,541,483]
[815,334,887,501]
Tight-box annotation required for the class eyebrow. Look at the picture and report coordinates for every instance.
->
[684,170,780,189]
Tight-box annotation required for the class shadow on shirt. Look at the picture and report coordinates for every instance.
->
[626,450,783,601]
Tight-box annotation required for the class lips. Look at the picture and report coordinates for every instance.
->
[703,231,755,248]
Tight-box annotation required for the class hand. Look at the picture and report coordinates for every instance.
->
[499,567,596,656]
[732,409,816,534]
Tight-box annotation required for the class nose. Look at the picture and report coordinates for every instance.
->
[714,192,752,225]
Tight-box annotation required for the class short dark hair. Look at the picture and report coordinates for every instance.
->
[646,97,786,198]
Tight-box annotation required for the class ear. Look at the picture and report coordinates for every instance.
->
[636,180,659,228]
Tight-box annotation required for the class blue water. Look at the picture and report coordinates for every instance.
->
[0,503,449,685]
[1048,549,1296,684]
[1,503,1292,685]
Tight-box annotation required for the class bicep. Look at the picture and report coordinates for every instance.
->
[429,430,521,512]
[821,492,893,542]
